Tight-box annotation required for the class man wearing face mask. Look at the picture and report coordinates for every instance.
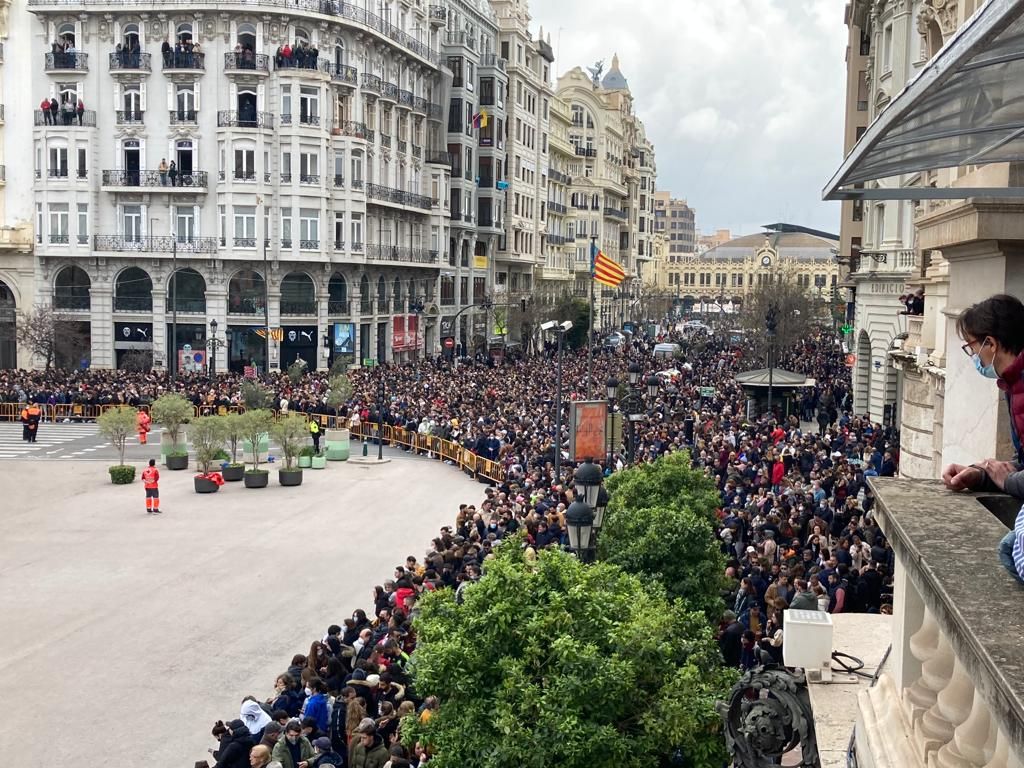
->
[942,294,1024,584]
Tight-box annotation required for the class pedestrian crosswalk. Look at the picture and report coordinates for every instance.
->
[0,422,110,459]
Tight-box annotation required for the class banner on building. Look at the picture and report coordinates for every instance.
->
[569,400,608,463]
[392,316,407,350]
[333,323,355,355]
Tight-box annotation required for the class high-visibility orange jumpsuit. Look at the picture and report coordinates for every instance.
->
[141,464,160,513]
[137,410,151,445]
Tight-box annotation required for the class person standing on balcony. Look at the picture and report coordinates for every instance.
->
[158,158,169,185]
[943,294,1024,584]
[40,98,51,125]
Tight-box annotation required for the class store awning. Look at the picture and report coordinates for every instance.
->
[824,0,1024,201]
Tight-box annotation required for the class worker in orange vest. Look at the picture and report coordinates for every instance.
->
[137,409,152,445]
[21,403,42,443]
[141,458,161,514]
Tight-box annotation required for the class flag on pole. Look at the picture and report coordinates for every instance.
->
[254,327,284,341]
[591,242,625,288]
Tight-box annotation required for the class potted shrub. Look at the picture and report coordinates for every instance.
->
[98,405,139,484]
[298,445,315,469]
[190,415,227,494]
[239,409,273,488]
[311,450,327,470]
[152,393,193,470]
[222,413,246,481]
[325,374,353,461]
[272,412,308,486]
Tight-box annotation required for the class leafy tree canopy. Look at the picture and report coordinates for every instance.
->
[405,542,734,768]
[600,452,726,620]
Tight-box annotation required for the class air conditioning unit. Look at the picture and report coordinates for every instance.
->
[783,610,834,682]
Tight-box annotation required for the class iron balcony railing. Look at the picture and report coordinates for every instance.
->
[276,56,331,74]
[425,151,452,166]
[102,170,208,188]
[328,299,351,314]
[398,89,414,108]
[480,53,507,71]
[93,235,219,254]
[361,73,382,94]
[115,110,145,125]
[444,31,475,50]
[365,183,433,210]
[428,5,446,21]
[113,296,153,312]
[333,175,345,187]
[412,144,422,158]
[549,169,572,185]
[548,201,567,215]
[162,51,205,70]
[45,51,88,70]
[109,51,151,71]
[365,243,440,264]
[428,102,443,119]
[169,109,198,124]
[31,0,440,65]
[281,114,321,126]
[49,233,70,244]
[53,294,90,310]
[281,301,317,315]
[575,146,597,157]
[299,239,319,249]
[34,109,96,127]
[604,206,628,220]
[300,174,320,184]
[217,111,274,128]
[224,52,270,72]
[397,139,407,153]
[413,96,428,114]
[337,120,369,139]
[234,237,256,248]
[381,134,392,148]
[332,64,358,86]
[382,82,399,101]
[164,298,206,313]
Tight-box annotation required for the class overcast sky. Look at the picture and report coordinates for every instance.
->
[530,0,848,238]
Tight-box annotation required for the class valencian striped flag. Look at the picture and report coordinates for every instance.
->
[591,241,625,288]
[254,327,284,341]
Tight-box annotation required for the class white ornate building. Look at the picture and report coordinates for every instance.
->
[24,0,452,372]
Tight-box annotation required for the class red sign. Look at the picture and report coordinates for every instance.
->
[443,337,455,349]
[845,353,856,368]
[392,316,406,350]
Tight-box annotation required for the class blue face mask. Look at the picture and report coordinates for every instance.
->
[972,342,999,379]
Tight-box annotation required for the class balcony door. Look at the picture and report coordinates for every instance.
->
[123,204,143,243]
[175,207,196,244]
[176,140,194,178]
[122,140,141,186]
[237,90,257,126]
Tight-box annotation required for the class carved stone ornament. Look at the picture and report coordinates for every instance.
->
[917,4,935,36]
[148,18,164,43]
[717,661,819,768]
[98,15,111,42]
[926,0,958,35]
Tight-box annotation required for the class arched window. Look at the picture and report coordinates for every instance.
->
[328,274,348,313]
[281,272,316,315]
[360,274,371,312]
[237,22,256,52]
[122,23,140,50]
[927,19,944,59]
[334,41,346,69]
[54,265,91,310]
[115,267,152,312]
[57,22,76,47]
[377,276,387,307]
[0,279,15,369]
[228,269,266,315]
[166,267,206,313]
[294,26,310,44]
[176,22,193,46]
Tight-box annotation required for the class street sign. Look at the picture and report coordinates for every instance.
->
[443,337,455,349]
[845,353,856,368]
[699,386,716,398]
[363,358,376,367]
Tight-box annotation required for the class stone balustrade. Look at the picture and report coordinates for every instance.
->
[856,479,1023,768]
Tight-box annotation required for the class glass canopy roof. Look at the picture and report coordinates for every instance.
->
[824,0,1024,201]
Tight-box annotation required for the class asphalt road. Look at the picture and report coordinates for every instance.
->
[0,449,482,766]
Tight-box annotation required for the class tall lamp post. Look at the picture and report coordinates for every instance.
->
[207,318,225,376]
[377,374,386,461]
[541,320,573,484]
[606,376,619,468]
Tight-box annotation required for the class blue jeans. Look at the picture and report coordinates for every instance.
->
[998,530,1024,584]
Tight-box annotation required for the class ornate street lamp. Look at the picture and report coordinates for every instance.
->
[646,373,661,399]
[565,499,595,560]
[606,376,619,402]
[574,458,603,508]
[627,360,641,387]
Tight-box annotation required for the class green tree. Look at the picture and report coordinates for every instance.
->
[190,415,227,475]
[551,296,591,349]
[271,412,308,470]
[238,409,273,471]
[325,374,353,416]
[404,543,734,768]
[599,452,726,621]
[150,393,193,449]
[736,273,816,366]
[241,379,275,410]
[97,405,139,466]
[223,413,245,466]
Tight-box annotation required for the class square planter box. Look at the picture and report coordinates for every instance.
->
[298,455,313,468]
[325,442,350,461]
[311,455,327,469]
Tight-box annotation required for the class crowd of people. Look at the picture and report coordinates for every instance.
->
[187,322,905,766]
[275,41,322,70]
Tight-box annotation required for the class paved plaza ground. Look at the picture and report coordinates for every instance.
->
[0,448,481,767]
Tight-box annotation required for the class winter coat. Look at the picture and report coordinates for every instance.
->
[272,735,315,768]
[212,725,255,768]
[348,733,389,768]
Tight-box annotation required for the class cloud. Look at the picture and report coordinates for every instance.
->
[674,107,739,142]
[532,0,847,235]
